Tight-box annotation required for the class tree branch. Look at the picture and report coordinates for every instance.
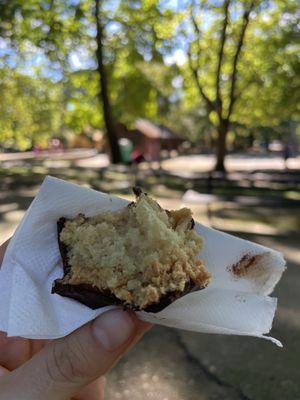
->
[188,48,215,112]
[95,0,104,83]
[190,1,202,72]
[226,0,256,121]
[188,0,215,112]
[216,0,231,115]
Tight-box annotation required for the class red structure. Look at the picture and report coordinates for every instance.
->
[117,119,183,161]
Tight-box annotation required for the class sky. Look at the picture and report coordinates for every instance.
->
[0,0,193,79]
[0,1,279,80]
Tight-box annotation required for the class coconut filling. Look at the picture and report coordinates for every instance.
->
[59,194,211,309]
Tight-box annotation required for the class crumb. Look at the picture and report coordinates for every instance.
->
[229,253,270,285]
[231,254,258,277]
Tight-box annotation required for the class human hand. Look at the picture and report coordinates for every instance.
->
[0,240,151,400]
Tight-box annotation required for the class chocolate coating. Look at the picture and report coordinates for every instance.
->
[132,186,143,197]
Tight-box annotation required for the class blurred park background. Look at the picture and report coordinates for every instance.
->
[0,0,300,399]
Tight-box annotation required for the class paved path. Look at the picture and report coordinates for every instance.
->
[73,152,300,172]
[1,150,300,172]
[0,149,97,162]
[161,154,300,172]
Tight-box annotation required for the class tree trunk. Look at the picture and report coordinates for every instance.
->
[214,119,229,172]
[95,0,121,164]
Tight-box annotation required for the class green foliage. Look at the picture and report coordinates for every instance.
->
[175,0,299,146]
[0,0,298,151]
[64,70,103,133]
[235,0,300,127]
[0,68,63,150]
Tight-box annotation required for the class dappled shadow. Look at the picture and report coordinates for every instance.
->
[1,162,300,236]
[0,193,34,223]
[212,205,300,232]
[2,159,300,198]
[219,230,300,246]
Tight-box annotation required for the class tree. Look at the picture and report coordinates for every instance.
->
[0,0,122,162]
[0,0,298,158]
[94,0,121,163]
[186,0,257,171]
[0,0,177,159]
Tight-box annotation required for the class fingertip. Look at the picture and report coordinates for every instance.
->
[127,311,152,334]
[0,365,9,377]
[137,320,153,332]
[92,309,136,351]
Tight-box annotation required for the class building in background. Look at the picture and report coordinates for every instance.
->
[65,120,183,162]
[117,119,183,161]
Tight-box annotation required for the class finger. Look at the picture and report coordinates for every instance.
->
[0,333,48,370]
[0,335,31,369]
[0,310,149,400]
[72,376,106,400]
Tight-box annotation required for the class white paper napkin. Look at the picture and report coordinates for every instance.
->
[0,176,286,346]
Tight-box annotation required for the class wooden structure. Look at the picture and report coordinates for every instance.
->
[117,119,183,161]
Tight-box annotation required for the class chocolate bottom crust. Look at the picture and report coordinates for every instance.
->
[52,277,201,313]
[52,281,123,309]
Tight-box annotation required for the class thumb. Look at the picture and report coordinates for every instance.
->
[0,309,149,400]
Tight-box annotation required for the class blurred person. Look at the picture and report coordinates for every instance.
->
[33,145,42,156]
[283,142,293,169]
[131,148,145,186]
[0,240,151,400]
[49,137,64,152]
[131,148,145,165]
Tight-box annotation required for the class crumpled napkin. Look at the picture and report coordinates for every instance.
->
[0,176,286,345]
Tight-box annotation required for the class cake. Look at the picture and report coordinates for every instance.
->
[52,188,211,312]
